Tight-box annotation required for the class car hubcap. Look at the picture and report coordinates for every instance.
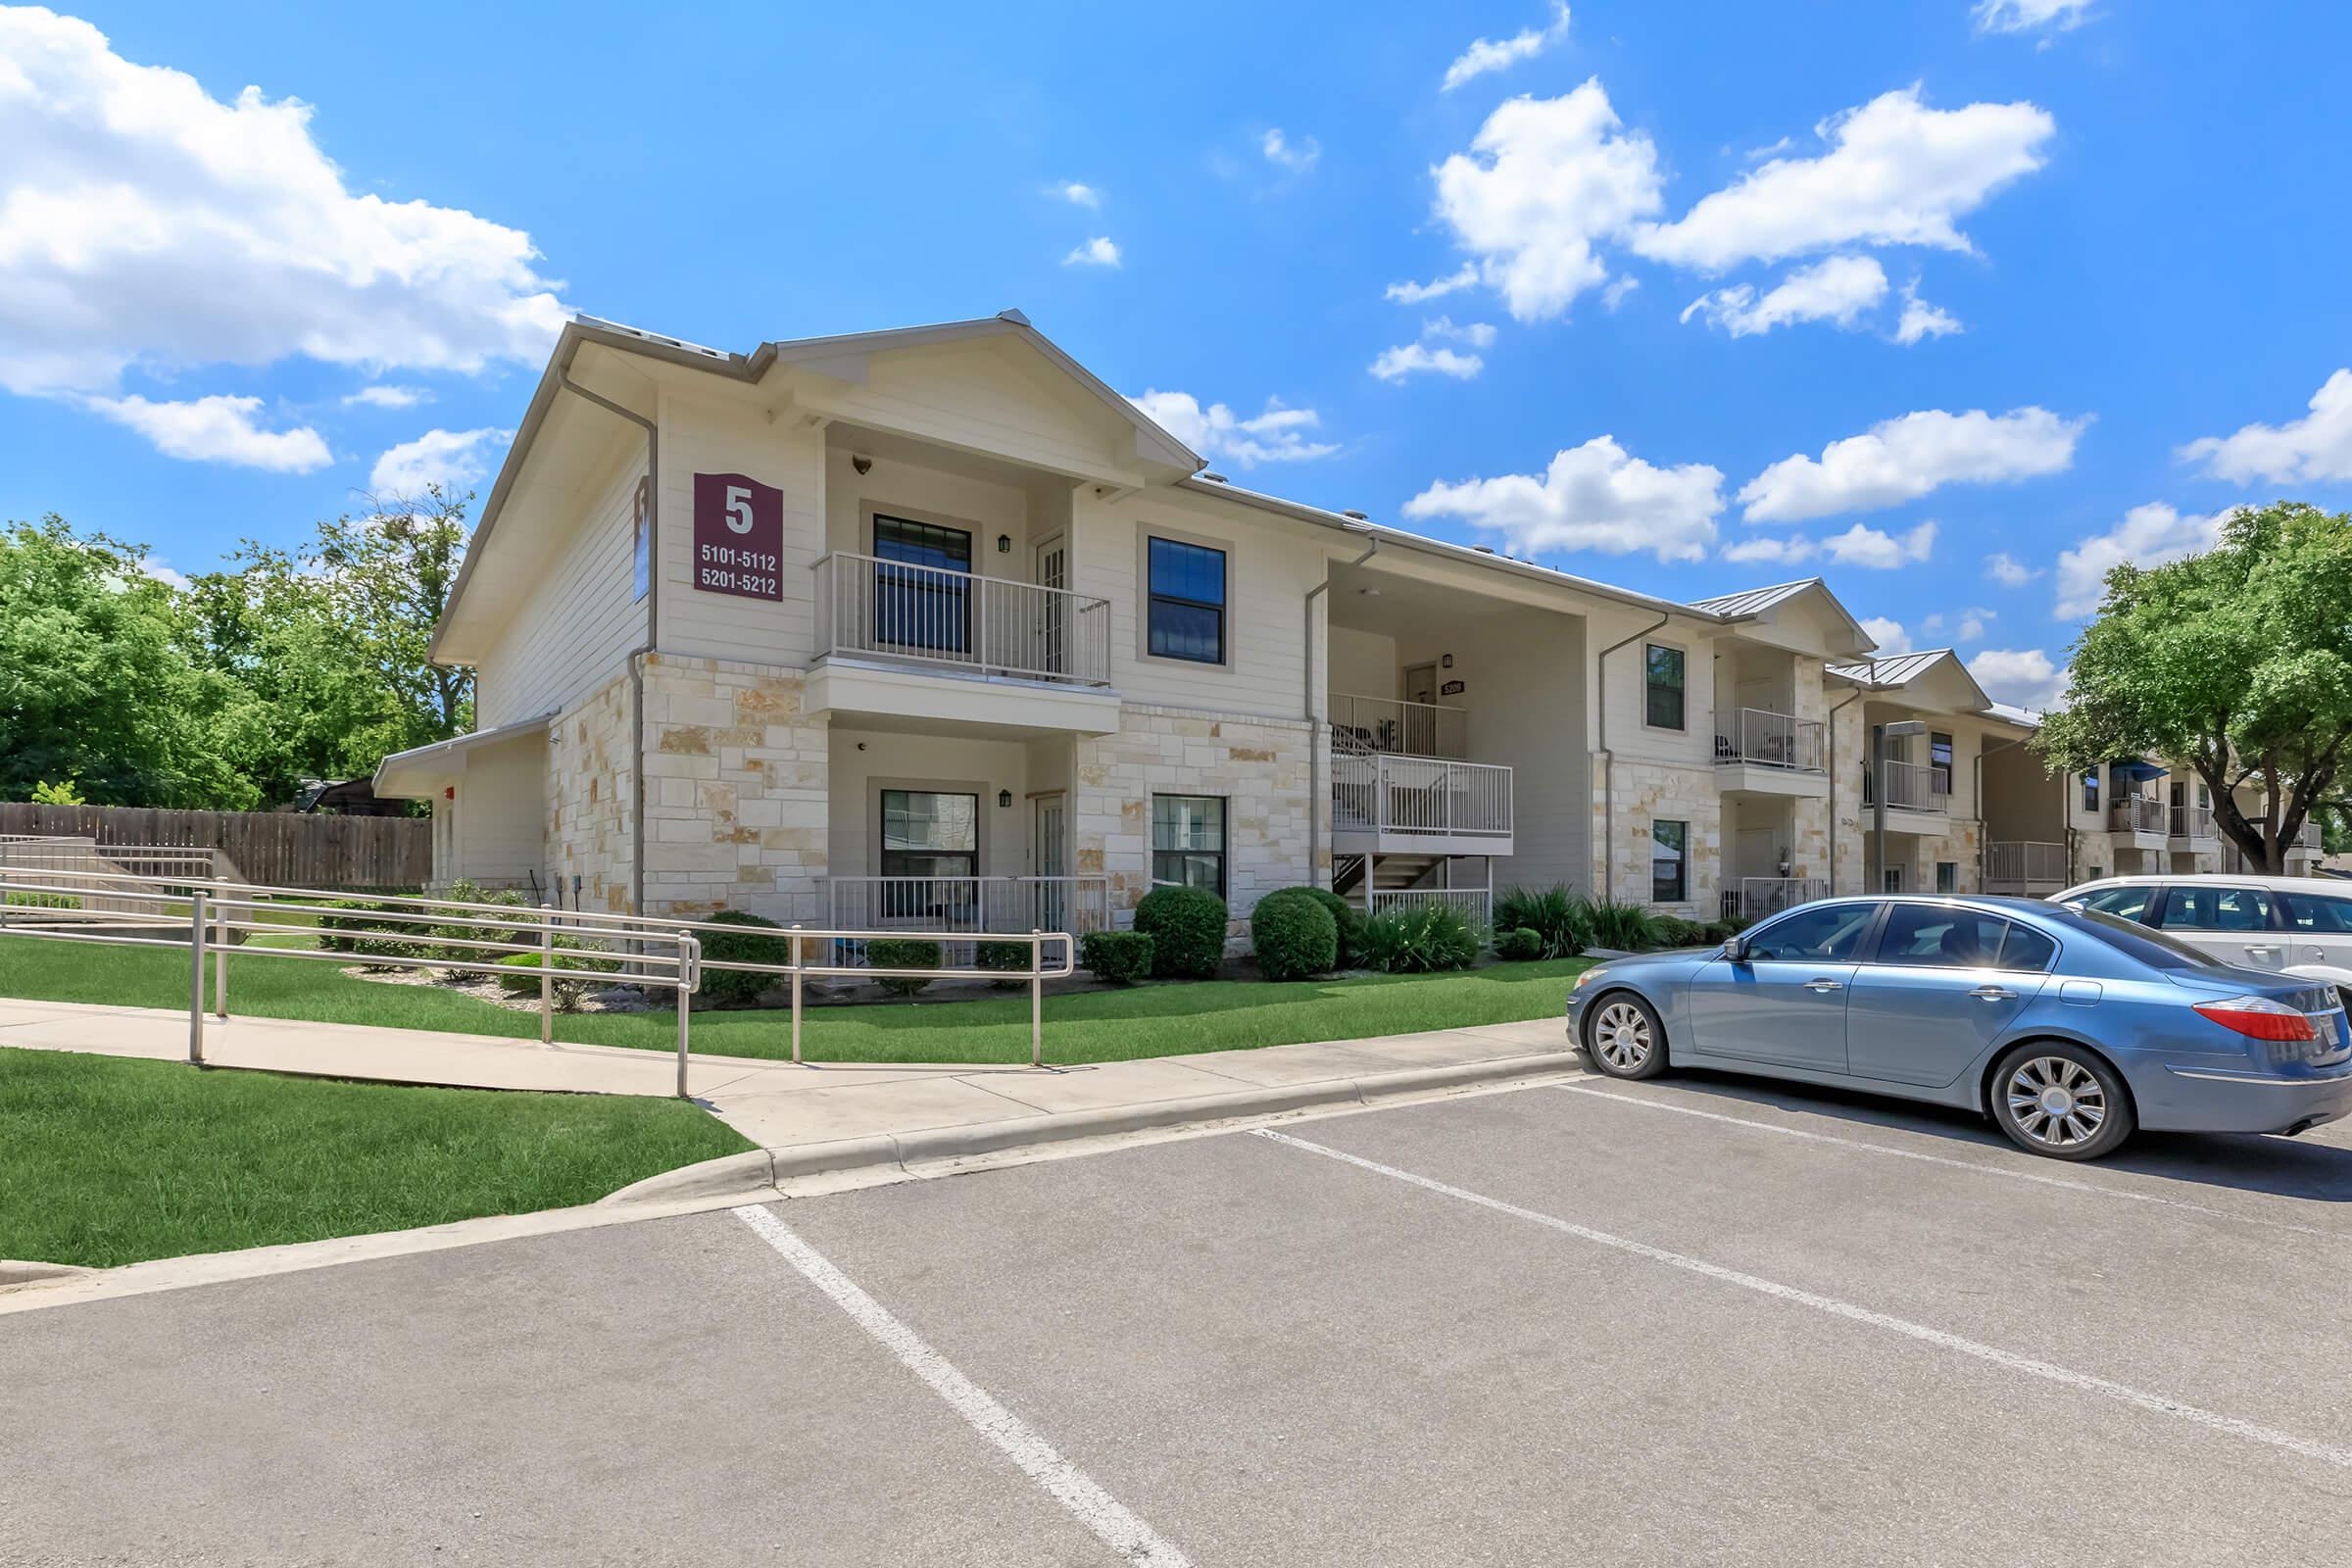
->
[1592,1002,1651,1071]
[2006,1056,2107,1147]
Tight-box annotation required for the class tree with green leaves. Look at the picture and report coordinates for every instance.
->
[2035,501,2352,872]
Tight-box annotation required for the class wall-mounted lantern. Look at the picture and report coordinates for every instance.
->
[997,533,1012,554]
[998,789,1013,808]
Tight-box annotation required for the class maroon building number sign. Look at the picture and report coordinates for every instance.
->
[691,472,784,600]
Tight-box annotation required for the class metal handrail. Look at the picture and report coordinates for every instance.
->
[2169,805,2217,841]
[1330,693,1469,760]
[2111,796,2167,834]
[1877,760,1950,812]
[812,551,1112,686]
[1716,709,1827,773]
[1331,751,1513,839]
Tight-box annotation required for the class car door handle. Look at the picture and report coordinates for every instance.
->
[2244,945,2278,957]
[1969,985,2018,1001]
[1804,978,1845,993]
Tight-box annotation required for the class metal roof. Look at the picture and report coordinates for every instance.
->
[1686,579,1822,616]
[1828,649,1957,688]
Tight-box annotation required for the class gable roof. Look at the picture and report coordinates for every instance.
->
[1827,647,1995,713]
[1687,576,1876,656]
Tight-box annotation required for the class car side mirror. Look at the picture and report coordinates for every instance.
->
[1721,937,1747,962]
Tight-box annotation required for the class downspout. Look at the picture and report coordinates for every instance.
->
[1596,612,1671,903]
[1974,730,2029,891]
[1824,673,1869,896]
[559,369,658,918]
[1305,533,1378,889]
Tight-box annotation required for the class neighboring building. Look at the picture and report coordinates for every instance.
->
[371,310,2177,936]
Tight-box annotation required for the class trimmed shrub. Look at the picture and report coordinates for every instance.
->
[1264,885,1361,967]
[1133,885,1228,979]
[1652,915,1709,949]
[1494,885,1593,959]
[493,939,619,1010]
[1494,926,1544,962]
[865,937,943,998]
[974,940,1034,989]
[1250,889,1339,981]
[1357,903,1483,974]
[1079,929,1154,985]
[430,883,533,967]
[1585,897,1668,953]
[3,891,81,909]
[699,909,790,1004]
[315,900,377,956]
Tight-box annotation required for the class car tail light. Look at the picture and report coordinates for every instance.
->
[2192,996,2320,1042]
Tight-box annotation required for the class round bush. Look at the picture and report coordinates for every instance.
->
[1250,889,1339,981]
[1265,885,1361,967]
[1133,885,1228,978]
[1494,926,1544,962]
[698,908,789,1004]
[865,936,943,997]
[1079,929,1154,984]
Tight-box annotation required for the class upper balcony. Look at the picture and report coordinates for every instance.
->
[1863,759,1950,829]
[1332,693,1466,760]
[2169,804,2218,845]
[1328,693,1512,857]
[806,552,1120,734]
[2109,795,2168,845]
[1713,708,1829,799]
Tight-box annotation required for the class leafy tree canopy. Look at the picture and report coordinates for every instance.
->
[2035,501,2352,870]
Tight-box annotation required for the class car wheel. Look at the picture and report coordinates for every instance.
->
[1584,993,1669,1081]
[1989,1044,2133,1161]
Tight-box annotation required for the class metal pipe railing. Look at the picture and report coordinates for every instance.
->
[812,551,1112,686]
[2111,796,2167,835]
[1329,693,1469,760]
[1331,752,1513,839]
[1715,709,1827,772]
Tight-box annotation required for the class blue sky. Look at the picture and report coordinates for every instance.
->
[6,1,2352,710]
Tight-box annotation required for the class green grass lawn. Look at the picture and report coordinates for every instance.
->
[0,1048,753,1268]
[0,930,1589,1065]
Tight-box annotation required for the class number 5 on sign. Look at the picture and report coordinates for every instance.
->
[691,472,785,601]
[725,485,755,534]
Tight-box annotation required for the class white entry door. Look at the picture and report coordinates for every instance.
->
[1035,535,1068,676]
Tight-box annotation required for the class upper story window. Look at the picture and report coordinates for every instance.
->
[2082,770,2099,813]
[1148,536,1226,663]
[1644,645,1686,730]
[1930,731,1954,794]
[873,514,973,655]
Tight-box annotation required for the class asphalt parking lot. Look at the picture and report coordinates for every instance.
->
[7,1066,2351,1566]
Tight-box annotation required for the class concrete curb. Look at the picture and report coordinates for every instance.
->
[1,1259,95,1287]
[600,1050,1582,1208]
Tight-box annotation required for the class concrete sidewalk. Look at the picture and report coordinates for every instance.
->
[0,998,1576,1183]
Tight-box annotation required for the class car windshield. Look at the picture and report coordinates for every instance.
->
[2042,903,2225,972]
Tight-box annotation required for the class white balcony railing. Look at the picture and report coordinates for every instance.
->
[1985,841,2070,890]
[1332,752,1513,842]
[2170,805,2216,841]
[1875,760,1950,813]
[821,875,1110,967]
[2111,796,2167,835]
[1717,877,1829,925]
[811,552,1111,686]
[1714,709,1827,773]
[1331,693,1467,760]
[2296,820,2322,851]
[1367,886,1494,926]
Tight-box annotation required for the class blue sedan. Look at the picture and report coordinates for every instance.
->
[1563,896,2352,1160]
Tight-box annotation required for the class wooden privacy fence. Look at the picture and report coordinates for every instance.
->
[0,805,431,890]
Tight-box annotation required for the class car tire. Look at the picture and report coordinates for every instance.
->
[1988,1042,2134,1161]
[1583,992,1669,1081]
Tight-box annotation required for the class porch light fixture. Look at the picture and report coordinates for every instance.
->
[998,789,1012,808]
[851,455,873,475]
[998,533,1012,554]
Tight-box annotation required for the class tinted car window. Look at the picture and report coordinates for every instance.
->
[2075,885,2153,922]
[1875,905,2009,968]
[1746,903,1877,962]
[2278,892,2352,932]
[1997,923,2059,972]
[2042,904,2222,972]
[2155,886,2275,932]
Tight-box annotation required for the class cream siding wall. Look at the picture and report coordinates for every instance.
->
[826,730,1036,880]
[473,446,649,729]
[802,338,1140,482]
[653,390,828,669]
[454,734,547,886]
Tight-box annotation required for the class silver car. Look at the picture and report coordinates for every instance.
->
[1563,895,2352,1160]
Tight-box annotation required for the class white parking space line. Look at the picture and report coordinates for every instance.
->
[1552,1083,2344,1241]
[1252,1129,2352,1471]
[731,1205,1195,1568]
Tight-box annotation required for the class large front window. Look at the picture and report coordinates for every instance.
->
[1152,795,1226,896]
[1644,645,1686,730]
[1651,819,1687,904]
[873,514,973,655]
[1148,537,1227,663]
[879,789,978,918]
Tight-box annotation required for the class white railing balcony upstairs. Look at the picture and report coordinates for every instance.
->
[1715,709,1827,772]
[2296,820,2323,851]
[822,875,1112,942]
[1329,693,1468,760]
[2170,805,2217,840]
[812,552,1112,687]
[1876,760,1951,813]
[1985,841,2070,887]
[2111,796,2167,835]
[1330,752,1513,840]
[1724,877,1829,924]
[1366,886,1494,926]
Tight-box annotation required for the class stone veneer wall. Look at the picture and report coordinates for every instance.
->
[547,666,635,914]
[638,654,829,922]
[1073,705,1319,936]
[1592,760,1720,916]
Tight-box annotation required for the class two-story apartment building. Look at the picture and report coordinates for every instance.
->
[371,311,2085,939]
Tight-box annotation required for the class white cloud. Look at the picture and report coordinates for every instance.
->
[1894,281,1962,344]
[1423,317,1498,348]
[1822,518,1937,568]
[1400,435,1725,564]
[1968,647,2067,710]
[137,558,191,591]
[1062,235,1121,268]
[1632,87,2055,272]
[1385,264,1479,305]
[369,426,509,495]
[1681,254,1887,337]
[1984,551,2038,586]
[1054,180,1102,209]
[1954,607,1994,642]
[84,393,330,471]
[1442,3,1572,92]
[1973,1,2096,37]
[0,9,565,397]
[2178,369,2352,485]
[1128,390,1338,466]
[1600,275,1640,311]
[1428,81,1664,321]
[1740,406,2086,522]
[343,384,429,409]
[1370,318,1497,382]
[1859,616,1912,654]
[1262,128,1321,173]
[1720,534,1814,564]
[2053,502,2232,617]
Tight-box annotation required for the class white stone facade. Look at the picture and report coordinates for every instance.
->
[1593,760,1721,918]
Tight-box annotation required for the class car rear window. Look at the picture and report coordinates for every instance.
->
[2044,904,2222,971]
